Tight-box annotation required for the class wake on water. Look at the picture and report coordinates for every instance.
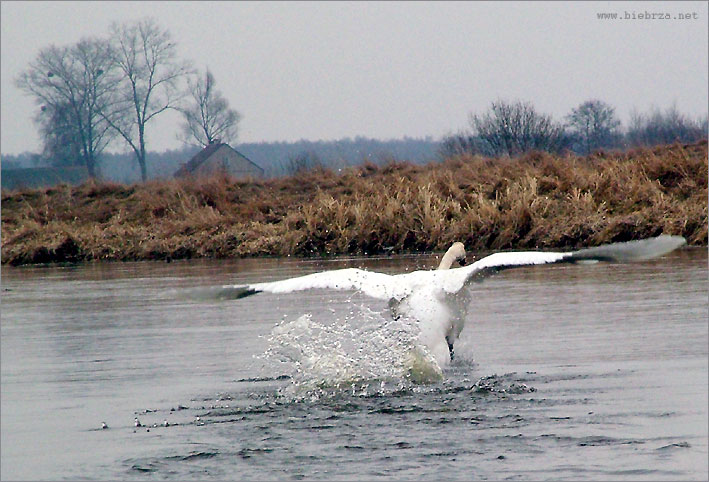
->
[260,303,448,398]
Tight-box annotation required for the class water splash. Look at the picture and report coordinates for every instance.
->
[262,304,443,398]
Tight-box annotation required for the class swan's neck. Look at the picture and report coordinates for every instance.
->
[437,251,456,270]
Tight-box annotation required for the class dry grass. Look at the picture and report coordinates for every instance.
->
[2,141,706,266]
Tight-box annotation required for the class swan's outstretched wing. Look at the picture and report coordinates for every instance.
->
[437,235,686,293]
[565,234,687,263]
[218,267,410,301]
[218,235,686,300]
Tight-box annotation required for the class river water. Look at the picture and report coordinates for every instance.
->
[1,248,707,480]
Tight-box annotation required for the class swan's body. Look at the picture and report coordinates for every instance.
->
[225,235,686,368]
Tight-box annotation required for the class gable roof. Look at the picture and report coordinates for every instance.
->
[174,142,263,177]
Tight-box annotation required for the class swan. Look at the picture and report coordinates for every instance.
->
[224,235,686,368]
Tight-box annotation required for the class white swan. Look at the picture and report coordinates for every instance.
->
[225,235,686,368]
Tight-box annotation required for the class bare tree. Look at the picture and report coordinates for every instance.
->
[16,38,118,176]
[470,100,568,156]
[103,18,192,181]
[284,151,323,175]
[35,102,83,167]
[438,131,482,158]
[180,70,241,147]
[566,100,621,154]
[626,105,707,147]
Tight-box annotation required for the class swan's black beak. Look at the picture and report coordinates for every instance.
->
[458,257,467,267]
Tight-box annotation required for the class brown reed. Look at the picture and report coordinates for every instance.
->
[2,141,706,266]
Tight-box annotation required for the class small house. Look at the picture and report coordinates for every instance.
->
[174,142,263,179]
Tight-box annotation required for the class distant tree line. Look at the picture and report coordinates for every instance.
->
[243,136,440,177]
[15,18,240,182]
[440,99,707,158]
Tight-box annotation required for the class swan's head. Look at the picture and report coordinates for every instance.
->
[438,242,467,270]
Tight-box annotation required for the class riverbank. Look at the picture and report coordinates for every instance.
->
[2,141,706,266]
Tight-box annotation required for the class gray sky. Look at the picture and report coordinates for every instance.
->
[1,1,707,155]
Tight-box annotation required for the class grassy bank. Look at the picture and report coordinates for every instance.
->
[2,141,707,266]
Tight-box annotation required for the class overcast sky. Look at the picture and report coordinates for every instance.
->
[1,1,707,155]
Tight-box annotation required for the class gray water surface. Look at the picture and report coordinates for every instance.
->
[1,249,707,480]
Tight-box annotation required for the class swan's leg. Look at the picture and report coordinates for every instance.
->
[447,340,455,361]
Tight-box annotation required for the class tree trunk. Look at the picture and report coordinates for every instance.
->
[139,155,147,182]
[86,155,96,178]
[139,124,147,182]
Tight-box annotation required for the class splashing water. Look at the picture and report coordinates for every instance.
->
[262,303,443,397]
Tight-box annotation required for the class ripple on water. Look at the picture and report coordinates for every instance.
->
[112,364,705,481]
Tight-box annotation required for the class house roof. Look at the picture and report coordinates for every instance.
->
[174,142,263,177]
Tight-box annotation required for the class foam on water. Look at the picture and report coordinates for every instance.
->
[262,304,444,397]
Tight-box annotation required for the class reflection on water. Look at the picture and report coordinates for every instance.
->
[1,248,707,480]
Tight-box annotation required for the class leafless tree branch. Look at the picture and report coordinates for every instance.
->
[106,18,192,181]
[15,38,120,177]
[179,69,241,147]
